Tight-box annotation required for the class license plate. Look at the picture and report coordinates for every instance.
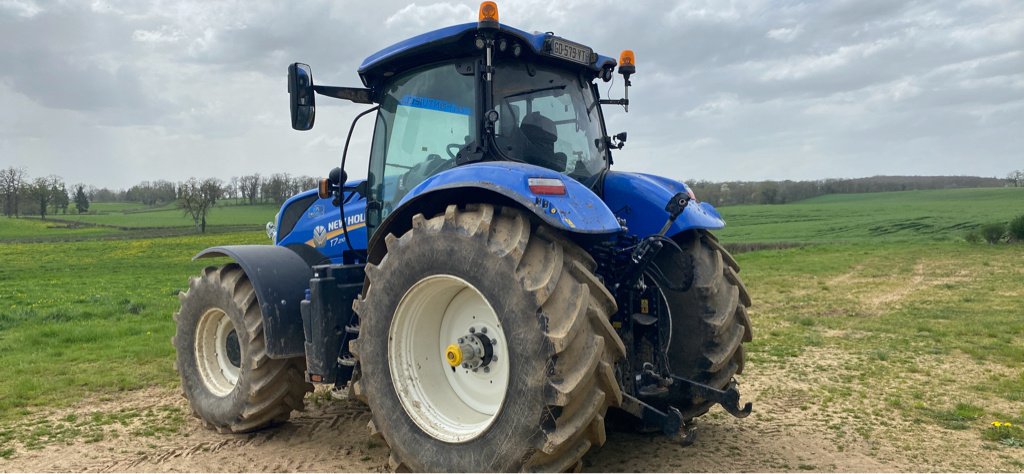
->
[547,37,593,65]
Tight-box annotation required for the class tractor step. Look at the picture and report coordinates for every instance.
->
[300,263,366,384]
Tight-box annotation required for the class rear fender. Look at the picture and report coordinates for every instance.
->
[368,162,621,264]
[603,171,726,239]
[194,245,313,359]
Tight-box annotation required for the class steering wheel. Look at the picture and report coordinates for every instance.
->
[395,154,455,198]
[446,143,462,159]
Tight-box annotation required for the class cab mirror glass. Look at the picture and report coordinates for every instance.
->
[288,63,316,130]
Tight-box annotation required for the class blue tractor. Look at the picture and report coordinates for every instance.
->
[173,3,752,471]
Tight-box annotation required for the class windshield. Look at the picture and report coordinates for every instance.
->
[492,60,607,187]
[368,61,476,219]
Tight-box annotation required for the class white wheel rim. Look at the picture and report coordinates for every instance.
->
[389,274,510,443]
[195,308,241,397]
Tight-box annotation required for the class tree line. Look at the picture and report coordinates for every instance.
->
[688,174,1014,206]
[3,166,1021,233]
[83,173,320,206]
[0,168,86,219]
[1,168,325,233]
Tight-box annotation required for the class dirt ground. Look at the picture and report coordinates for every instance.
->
[5,347,1022,473]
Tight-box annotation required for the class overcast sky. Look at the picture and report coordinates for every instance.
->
[1,0,1021,189]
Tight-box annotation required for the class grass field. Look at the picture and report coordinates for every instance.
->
[716,187,1024,243]
[0,187,1022,467]
[52,202,280,229]
[0,202,279,242]
[0,231,267,422]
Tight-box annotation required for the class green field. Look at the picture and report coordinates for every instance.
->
[55,202,280,229]
[0,188,1022,466]
[716,187,1024,243]
[0,202,279,242]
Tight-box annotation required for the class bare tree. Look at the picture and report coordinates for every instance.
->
[52,180,69,214]
[228,176,240,201]
[239,174,261,205]
[263,173,290,203]
[1008,170,1024,187]
[178,178,222,233]
[1,167,27,217]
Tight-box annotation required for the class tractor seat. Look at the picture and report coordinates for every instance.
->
[520,112,566,172]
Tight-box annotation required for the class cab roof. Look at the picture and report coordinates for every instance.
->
[357,22,617,88]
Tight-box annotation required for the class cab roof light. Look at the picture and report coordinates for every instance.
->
[528,177,566,195]
[479,1,499,26]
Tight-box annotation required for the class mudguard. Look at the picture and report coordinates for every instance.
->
[603,171,726,239]
[368,161,622,263]
[194,245,313,359]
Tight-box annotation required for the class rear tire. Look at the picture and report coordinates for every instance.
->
[652,230,753,420]
[351,204,624,472]
[173,264,312,433]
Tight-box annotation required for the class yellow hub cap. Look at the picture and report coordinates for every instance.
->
[445,344,463,367]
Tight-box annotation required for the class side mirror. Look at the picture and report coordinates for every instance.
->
[288,63,315,130]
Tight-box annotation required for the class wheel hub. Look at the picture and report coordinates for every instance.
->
[446,329,497,372]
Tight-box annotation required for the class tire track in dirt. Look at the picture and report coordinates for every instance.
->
[6,357,1023,473]
[108,400,379,473]
[7,392,389,473]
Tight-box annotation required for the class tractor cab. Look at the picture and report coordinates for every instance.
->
[290,2,634,238]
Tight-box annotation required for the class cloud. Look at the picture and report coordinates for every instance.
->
[766,26,803,43]
[0,0,1021,188]
[0,0,42,18]
[385,2,474,32]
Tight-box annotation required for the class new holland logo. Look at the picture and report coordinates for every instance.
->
[312,225,328,248]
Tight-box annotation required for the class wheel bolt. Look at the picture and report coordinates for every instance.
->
[469,327,476,333]
[458,337,464,344]
[491,338,497,345]
[484,367,490,373]
[481,327,487,334]
[462,363,469,369]
[472,368,478,372]
[491,355,498,362]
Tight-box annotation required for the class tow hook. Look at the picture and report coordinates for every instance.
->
[670,375,753,419]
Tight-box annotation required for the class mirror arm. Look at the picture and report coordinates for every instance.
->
[313,85,373,104]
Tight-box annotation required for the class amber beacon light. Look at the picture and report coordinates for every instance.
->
[479,2,499,25]
[619,50,636,75]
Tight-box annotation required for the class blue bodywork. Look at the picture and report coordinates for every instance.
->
[274,167,725,263]
[603,171,725,238]
[397,162,620,233]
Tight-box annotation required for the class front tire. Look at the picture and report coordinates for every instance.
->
[351,204,624,472]
[653,230,753,420]
[173,264,312,433]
